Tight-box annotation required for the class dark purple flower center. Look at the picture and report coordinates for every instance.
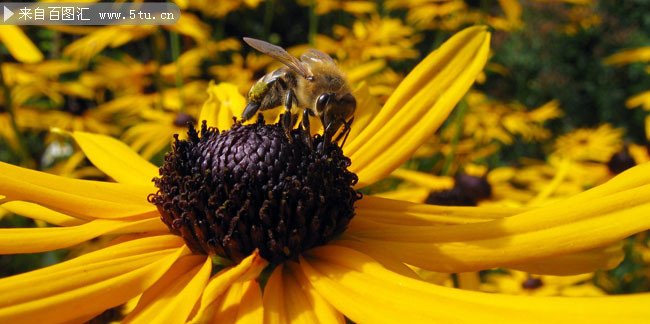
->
[149,116,361,264]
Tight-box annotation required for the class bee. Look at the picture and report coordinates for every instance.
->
[241,37,356,150]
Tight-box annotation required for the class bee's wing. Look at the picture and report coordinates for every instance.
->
[301,49,336,65]
[243,37,314,80]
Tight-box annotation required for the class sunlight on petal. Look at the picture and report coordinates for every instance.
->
[507,242,624,275]
[200,82,246,131]
[284,263,345,324]
[372,186,431,203]
[347,26,491,188]
[123,255,211,324]
[263,265,288,324]
[0,217,166,254]
[0,236,188,323]
[209,280,263,324]
[389,169,454,191]
[0,161,156,220]
[189,250,267,323]
[300,245,650,323]
[354,185,650,273]
[71,131,159,186]
[353,195,522,227]
[1,201,85,227]
[344,82,382,146]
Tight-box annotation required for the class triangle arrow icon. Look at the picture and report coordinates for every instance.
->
[4,6,13,22]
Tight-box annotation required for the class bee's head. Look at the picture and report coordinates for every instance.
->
[317,92,356,140]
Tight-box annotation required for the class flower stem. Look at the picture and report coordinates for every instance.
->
[441,98,467,175]
[170,31,185,113]
[263,0,275,40]
[308,0,317,46]
[153,29,165,111]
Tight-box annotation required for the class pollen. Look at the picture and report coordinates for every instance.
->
[149,116,361,264]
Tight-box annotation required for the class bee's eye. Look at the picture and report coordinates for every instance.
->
[316,93,331,113]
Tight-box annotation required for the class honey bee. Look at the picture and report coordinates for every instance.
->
[241,37,356,149]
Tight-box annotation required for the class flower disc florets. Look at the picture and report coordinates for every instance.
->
[149,116,362,264]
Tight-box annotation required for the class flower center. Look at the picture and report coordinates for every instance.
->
[521,277,544,290]
[149,116,362,264]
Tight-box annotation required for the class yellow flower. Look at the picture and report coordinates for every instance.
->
[297,0,377,16]
[331,14,422,62]
[553,124,624,162]
[481,269,606,297]
[182,0,263,18]
[1,26,650,323]
[61,13,210,61]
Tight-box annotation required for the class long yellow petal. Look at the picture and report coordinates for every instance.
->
[331,240,420,279]
[300,245,650,323]
[189,250,267,323]
[71,131,159,186]
[344,82,382,147]
[507,243,624,275]
[1,201,85,226]
[0,26,44,63]
[356,185,650,273]
[209,280,263,323]
[353,165,650,242]
[0,236,188,324]
[389,169,454,191]
[0,217,166,254]
[372,186,431,203]
[353,195,523,227]
[123,255,211,324]
[284,263,345,324]
[347,26,490,187]
[263,265,288,324]
[0,161,156,219]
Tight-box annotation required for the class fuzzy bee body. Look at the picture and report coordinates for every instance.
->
[241,37,356,149]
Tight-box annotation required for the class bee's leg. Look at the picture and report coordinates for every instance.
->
[334,116,354,148]
[321,115,330,153]
[282,89,296,142]
[301,108,313,149]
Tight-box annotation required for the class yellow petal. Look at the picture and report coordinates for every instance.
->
[0,161,156,220]
[347,26,491,187]
[200,82,246,131]
[283,263,345,324]
[71,131,159,186]
[389,168,454,191]
[300,245,650,323]
[353,195,522,227]
[0,217,166,254]
[189,250,267,323]
[331,239,419,279]
[1,201,84,226]
[0,235,187,324]
[354,181,650,273]
[123,255,211,323]
[372,186,431,203]
[231,280,264,324]
[604,46,650,65]
[210,280,263,323]
[0,26,44,63]
[344,82,382,147]
[507,243,624,275]
[263,265,289,324]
